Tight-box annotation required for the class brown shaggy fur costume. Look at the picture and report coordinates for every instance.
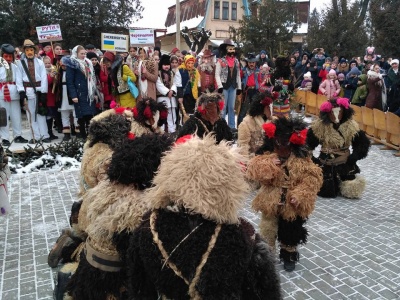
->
[238,115,268,158]
[247,153,323,221]
[146,134,250,224]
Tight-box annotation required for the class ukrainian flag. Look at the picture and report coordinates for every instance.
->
[103,40,114,50]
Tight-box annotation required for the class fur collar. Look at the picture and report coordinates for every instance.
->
[310,119,359,149]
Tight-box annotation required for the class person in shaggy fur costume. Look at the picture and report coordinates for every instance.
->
[307,98,370,199]
[246,117,323,272]
[130,96,169,136]
[238,91,274,158]
[48,109,133,271]
[177,92,233,144]
[59,134,175,300]
[125,134,282,299]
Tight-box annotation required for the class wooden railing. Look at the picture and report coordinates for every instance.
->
[295,90,400,157]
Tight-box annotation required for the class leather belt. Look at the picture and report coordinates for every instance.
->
[23,81,41,88]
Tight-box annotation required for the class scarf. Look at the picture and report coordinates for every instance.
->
[226,56,235,68]
[71,46,96,103]
[138,60,148,98]
[0,58,13,102]
[178,64,200,99]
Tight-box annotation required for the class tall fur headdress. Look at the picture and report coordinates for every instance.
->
[145,134,250,224]
[107,134,175,190]
[257,117,309,158]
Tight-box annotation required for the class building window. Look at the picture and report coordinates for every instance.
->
[222,1,229,20]
[232,2,237,20]
[214,1,220,19]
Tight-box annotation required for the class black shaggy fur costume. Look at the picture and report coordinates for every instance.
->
[65,134,175,300]
[307,100,370,198]
[272,55,294,91]
[133,97,168,130]
[177,93,233,143]
[127,210,282,300]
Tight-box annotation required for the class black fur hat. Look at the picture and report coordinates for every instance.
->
[159,54,171,69]
[256,117,309,158]
[133,97,168,128]
[87,113,132,149]
[107,134,175,189]
[248,91,273,117]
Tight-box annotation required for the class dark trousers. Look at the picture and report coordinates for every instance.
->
[237,88,258,127]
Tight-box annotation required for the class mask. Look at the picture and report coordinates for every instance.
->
[25,48,35,59]
[2,53,13,64]
[329,107,343,124]
[226,46,235,57]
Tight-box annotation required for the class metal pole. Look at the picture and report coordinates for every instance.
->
[176,0,180,49]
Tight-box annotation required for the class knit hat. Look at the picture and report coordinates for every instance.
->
[171,47,180,54]
[337,73,345,80]
[181,50,188,56]
[329,69,336,76]
[303,71,311,79]
[86,52,99,60]
[339,58,347,64]
[103,51,115,63]
[347,66,361,77]
[260,50,267,55]
[391,59,399,65]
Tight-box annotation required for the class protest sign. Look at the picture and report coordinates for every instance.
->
[129,29,155,47]
[101,33,129,52]
[36,24,62,42]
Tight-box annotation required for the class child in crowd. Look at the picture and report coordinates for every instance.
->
[319,69,341,100]
[298,71,313,91]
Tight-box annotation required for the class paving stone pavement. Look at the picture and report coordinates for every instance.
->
[1,144,400,299]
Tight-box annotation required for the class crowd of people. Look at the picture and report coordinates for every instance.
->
[0,37,381,298]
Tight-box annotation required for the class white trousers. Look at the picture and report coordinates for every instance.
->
[25,88,49,139]
[0,98,22,140]
[60,110,78,128]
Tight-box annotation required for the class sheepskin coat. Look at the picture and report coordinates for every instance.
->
[237,115,267,158]
[247,153,322,221]
[127,210,282,299]
[79,142,112,196]
[66,181,147,300]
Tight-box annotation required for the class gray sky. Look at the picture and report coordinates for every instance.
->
[133,0,334,29]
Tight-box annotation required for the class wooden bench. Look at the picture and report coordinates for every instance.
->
[351,105,363,129]
[372,109,387,143]
[305,92,318,116]
[361,106,375,138]
[385,112,400,155]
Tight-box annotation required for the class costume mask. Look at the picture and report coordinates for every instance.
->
[274,137,292,161]
[25,48,35,59]
[2,53,13,64]
[226,45,235,57]
[329,107,343,124]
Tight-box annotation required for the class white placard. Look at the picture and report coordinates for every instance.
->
[101,33,129,52]
[129,29,155,47]
[36,24,63,42]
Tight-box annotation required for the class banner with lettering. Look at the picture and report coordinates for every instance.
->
[101,33,129,52]
[36,24,62,42]
[129,29,155,47]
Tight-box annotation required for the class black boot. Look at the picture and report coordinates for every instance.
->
[62,133,71,142]
[280,248,299,272]
[47,118,58,140]
[77,118,87,141]
[53,263,77,300]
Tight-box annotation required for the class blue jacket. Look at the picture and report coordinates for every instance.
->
[63,57,95,118]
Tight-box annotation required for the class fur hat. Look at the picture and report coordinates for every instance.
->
[159,54,170,68]
[107,134,175,189]
[103,51,115,63]
[247,91,273,117]
[86,52,98,60]
[87,112,132,149]
[145,134,250,224]
[257,117,309,158]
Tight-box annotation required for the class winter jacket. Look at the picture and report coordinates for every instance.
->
[351,74,368,105]
[319,78,341,100]
[64,57,96,118]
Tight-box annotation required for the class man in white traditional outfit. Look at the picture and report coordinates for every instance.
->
[16,39,50,143]
[0,44,28,145]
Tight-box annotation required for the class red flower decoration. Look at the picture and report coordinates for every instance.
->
[284,99,289,104]
[132,107,138,118]
[175,134,192,145]
[110,100,117,109]
[159,109,168,120]
[197,105,206,115]
[218,100,225,111]
[143,106,152,119]
[289,129,308,145]
[262,122,276,138]
[114,107,126,115]
[336,97,350,109]
[261,97,273,106]
[127,132,136,140]
[272,91,280,99]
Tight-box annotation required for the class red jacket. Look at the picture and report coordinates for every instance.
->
[47,74,56,107]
